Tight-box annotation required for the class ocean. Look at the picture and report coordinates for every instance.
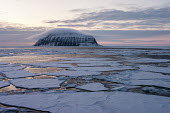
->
[0,46,170,113]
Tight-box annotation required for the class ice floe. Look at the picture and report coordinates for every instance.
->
[58,59,119,65]
[0,64,25,72]
[129,79,170,88]
[3,70,38,78]
[93,71,170,88]
[62,58,111,61]
[77,83,107,91]
[10,79,64,89]
[0,107,19,113]
[0,92,169,113]
[0,81,10,88]
[71,66,135,72]
[139,65,170,73]
[127,58,170,63]
[29,62,73,68]
[48,70,100,77]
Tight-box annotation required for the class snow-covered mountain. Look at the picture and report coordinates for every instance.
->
[34,28,99,46]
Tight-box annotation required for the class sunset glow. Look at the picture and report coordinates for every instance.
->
[0,0,170,46]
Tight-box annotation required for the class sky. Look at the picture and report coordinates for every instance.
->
[0,0,170,46]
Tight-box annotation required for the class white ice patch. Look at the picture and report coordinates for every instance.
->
[0,92,169,113]
[0,81,10,88]
[77,83,107,91]
[10,79,64,89]
[3,70,38,78]
[139,65,170,73]
[48,70,100,77]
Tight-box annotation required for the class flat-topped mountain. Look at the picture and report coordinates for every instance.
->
[34,28,99,46]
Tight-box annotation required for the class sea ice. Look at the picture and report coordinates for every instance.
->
[129,71,170,80]
[0,92,169,113]
[3,70,38,78]
[0,107,19,113]
[93,71,170,88]
[29,62,73,68]
[0,72,6,79]
[139,65,170,73]
[0,62,8,65]
[0,81,10,88]
[10,78,64,89]
[71,66,135,72]
[77,83,108,91]
[0,64,25,72]
[128,79,170,88]
[48,70,100,77]
[62,58,111,61]
[128,58,170,63]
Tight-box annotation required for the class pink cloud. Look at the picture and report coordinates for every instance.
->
[98,34,170,46]
[0,42,34,46]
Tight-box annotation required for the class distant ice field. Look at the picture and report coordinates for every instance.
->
[0,46,170,113]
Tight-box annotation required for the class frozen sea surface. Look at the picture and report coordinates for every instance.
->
[0,92,169,113]
[0,46,170,113]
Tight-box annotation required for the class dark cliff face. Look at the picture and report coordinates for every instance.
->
[34,33,99,46]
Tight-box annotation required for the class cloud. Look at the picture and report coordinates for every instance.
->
[0,21,52,46]
[0,21,51,32]
[83,30,170,40]
[70,9,88,12]
[0,20,170,46]
[57,22,97,27]
[98,34,170,46]
[44,7,170,30]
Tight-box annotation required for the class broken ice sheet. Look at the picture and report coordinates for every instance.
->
[62,57,111,61]
[58,60,119,66]
[0,107,19,113]
[0,92,170,113]
[110,71,170,81]
[127,58,170,63]
[71,66,135,72]
[128,71,170,80]
[128,79,170,88]
[77,83,108,91]
[139,65,170,73]
[29,62,73,68]
[24,67,64,74]
[0,72,6,79]
[10,78,64,89]
[3,70,38,78]
[93,71,170,88]
[0,55,65,64]
[0,64,25,72]
[142,87,170,96]
[77,61,120,67]
[0,62,8,65]
[47,70,100,77]
[0,81,10,88]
